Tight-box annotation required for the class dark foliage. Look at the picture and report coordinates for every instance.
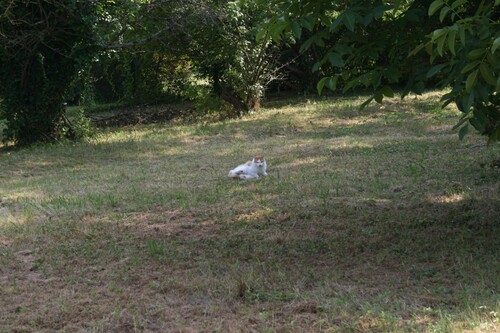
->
[0,0,98,145]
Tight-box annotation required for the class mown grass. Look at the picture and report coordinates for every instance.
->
[1,92,499,332]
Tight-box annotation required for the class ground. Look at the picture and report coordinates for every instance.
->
[0,92,499,332]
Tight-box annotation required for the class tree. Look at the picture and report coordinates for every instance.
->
[262,0,499,142]
[422,0,499,142]
[187,0,285,114]
[0,0,296,146]
[83,0,196,104]
[77,0,271,113]
[0,0,199,145]
[0,0,98,145]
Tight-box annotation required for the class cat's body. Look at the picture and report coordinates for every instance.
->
[228,156,268,179]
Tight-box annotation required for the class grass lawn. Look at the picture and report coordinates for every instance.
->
[0,92,499,332]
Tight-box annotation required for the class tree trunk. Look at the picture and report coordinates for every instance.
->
[221,85,248,116]
[211,68,248,116]
[246,93,261,111]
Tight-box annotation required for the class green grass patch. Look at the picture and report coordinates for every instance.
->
[1,92,499,332]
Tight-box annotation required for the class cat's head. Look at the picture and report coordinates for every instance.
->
[253,155,266,167]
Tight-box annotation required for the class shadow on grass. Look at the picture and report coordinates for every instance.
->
[4,188,495,331]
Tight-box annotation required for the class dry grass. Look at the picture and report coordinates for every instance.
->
[1,92,499,332]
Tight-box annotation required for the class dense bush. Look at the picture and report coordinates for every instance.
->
[0,0,98,145]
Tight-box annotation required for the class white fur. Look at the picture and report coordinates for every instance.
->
[228,157,268,180]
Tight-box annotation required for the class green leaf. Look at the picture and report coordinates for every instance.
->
[374,92,384,103]
[441,98,454,109]
[479,63,496,85]
[291,21,302,39]
[328,53,345,67]
[459,26,466,46]
[384,66,401,82]
[300,16,316,31]
[440,93,455,109]
[300,36,315,53]
[428,0,444,16]
[334,43,351,55]
[409,43,425,57]
[447,29,457,56]
[475,0,486,15]
[430,51,439,64]
[486,52,496,66]
[327,76,338,91]
[342,80,355,93]
[468,49,485,60]
[470,112,487,133]
[458,124,469,140]
[360,97,374,109]
[452,114,471,130]
[256,28,267,42]
[437,32,448,56]
[496,0,500,6]
[460,60,481,74]
[465,69,479,93]
[431,28,447,42]
[451,0,467,10]
[331,14,344,31]
[312,61,322,73]
[425,42,433,56]
[439,6,451,21]
[372,71,382,89]
[373,4,390,19]
[270,21,287,42]
[426,64,446,78]
[319,14,332,27]
[344,11,356,31]
[317,77,329,95]
[381,85,394,97]
[492,37,500,54]
[487,127,500,145]
[460,92,474,114]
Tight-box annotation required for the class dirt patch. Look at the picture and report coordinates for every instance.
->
[89,102,195,128]
[0,247,330,332]
[96,208,220,240]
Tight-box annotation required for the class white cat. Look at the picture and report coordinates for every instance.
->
[228,156,268,179]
